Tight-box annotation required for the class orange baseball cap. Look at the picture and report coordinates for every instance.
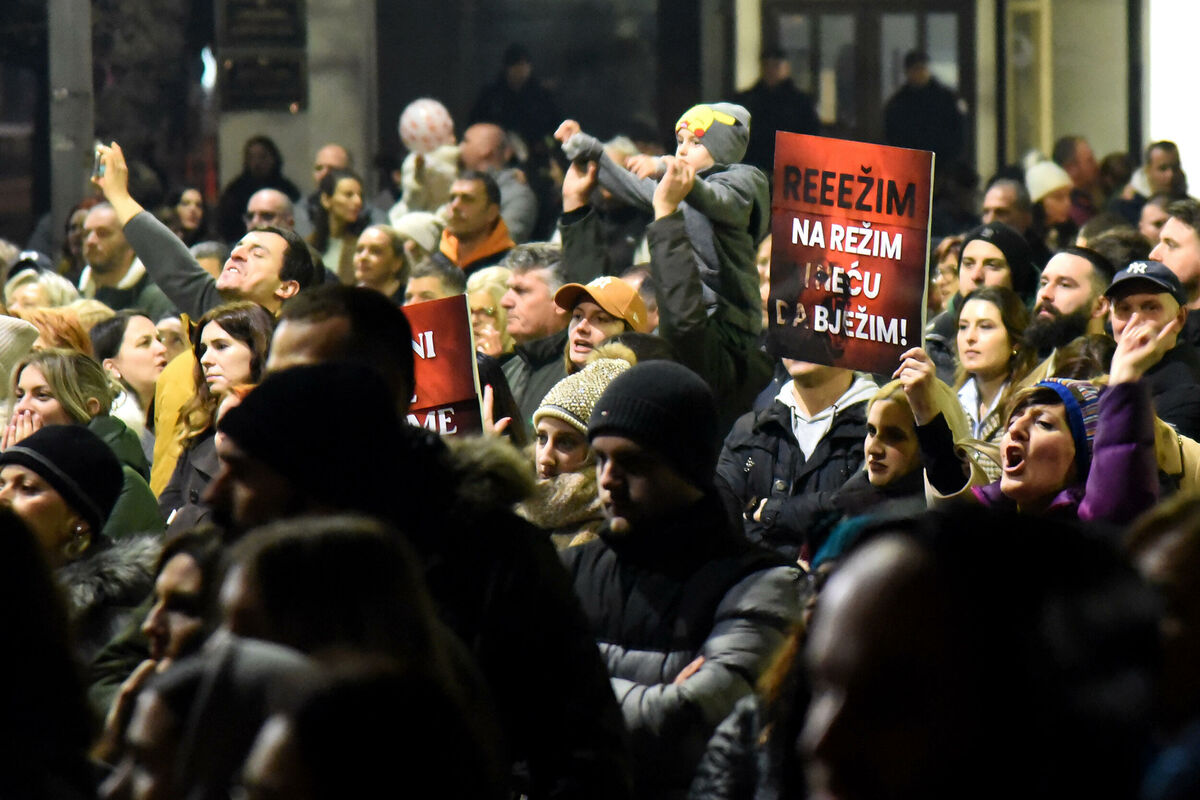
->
[554,276,651,333]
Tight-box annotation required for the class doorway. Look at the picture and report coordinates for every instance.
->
[760,0,976,166]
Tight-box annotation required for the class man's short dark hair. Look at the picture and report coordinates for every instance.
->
[256,225,318,290]
[410,257,467,295]
[277,285,415,410]
[1052,135,1085,168]
[838,505,1159,799]
[1089,228,1152,271]
[986,177,1033,213]
[620,264,659,312]
[456,170,501,207]
[1167,198,1200,232]
[1059,245,1116,292]
[500,243,565,291]
[1077,213,1133,245]
[903,50,929,70]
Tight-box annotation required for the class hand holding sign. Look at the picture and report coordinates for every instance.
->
[768,132,934,374]
[893,347,939,425]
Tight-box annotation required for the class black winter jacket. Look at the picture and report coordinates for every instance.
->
[1146,343,1200,442]
[716,397,869,561]
[561,494,803,800]
[401,432,633,800]
[502,329,568,434]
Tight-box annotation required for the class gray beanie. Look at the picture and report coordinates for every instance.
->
[675,102,751,166]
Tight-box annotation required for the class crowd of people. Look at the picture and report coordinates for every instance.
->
[7,43,1200,800]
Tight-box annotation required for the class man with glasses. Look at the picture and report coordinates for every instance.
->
[244,189,296,232]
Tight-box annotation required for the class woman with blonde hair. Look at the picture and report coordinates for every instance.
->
[807,375,971,567]
[3,269,80,312]
[466,265,514,358]
[5,348,162,541]
[67,298,117,332]
[517,343,636,548]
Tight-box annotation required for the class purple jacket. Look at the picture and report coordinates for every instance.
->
[972,381,1157,524]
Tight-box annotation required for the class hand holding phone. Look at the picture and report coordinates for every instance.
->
[92,141,106,180]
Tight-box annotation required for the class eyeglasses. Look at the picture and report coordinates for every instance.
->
[243,211,280,225]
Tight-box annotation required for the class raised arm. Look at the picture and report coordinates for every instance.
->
[896,347,975,496]
[557,160,612,285]
[93,143,222,318]
[1079,312,1170,523]
[556,120,658,210]
[682,165,767,229]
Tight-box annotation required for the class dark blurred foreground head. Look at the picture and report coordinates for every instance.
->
[100,636,313,800]
[223,515,444,672]
[239,660,506,800]
[803,505,1160,800]
[1130,493,1200,733]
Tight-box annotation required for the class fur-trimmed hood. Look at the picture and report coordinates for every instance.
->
[57,534,160,661]
[58,534,159,616]
[445,434,535,510]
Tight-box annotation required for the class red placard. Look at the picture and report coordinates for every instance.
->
[767,132,934,374]
[400,295,482,436]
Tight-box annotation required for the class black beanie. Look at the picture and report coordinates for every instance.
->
[961,222,1039,300]
[0,425,122,535]
[218,363,404,515]
[588,361,719,489]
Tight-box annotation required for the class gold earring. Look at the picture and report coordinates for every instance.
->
[62,525,90,560]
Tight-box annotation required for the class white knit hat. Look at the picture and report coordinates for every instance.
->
[390,211,444,255]
[1025,161,1073,203]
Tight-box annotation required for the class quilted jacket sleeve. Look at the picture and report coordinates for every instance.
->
[611,565,803,789]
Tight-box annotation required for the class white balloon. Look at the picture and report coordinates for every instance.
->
[398,98,455,155]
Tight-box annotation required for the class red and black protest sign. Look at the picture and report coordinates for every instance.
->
[767,132,934,374]
[401,295,481,436]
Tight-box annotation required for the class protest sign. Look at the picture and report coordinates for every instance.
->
[401,294,481,436]
[766,132,934,374]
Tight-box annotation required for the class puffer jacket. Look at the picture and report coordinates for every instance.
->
[716,392,871,561]
[687,695,786,800]
[561,493,804,800]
